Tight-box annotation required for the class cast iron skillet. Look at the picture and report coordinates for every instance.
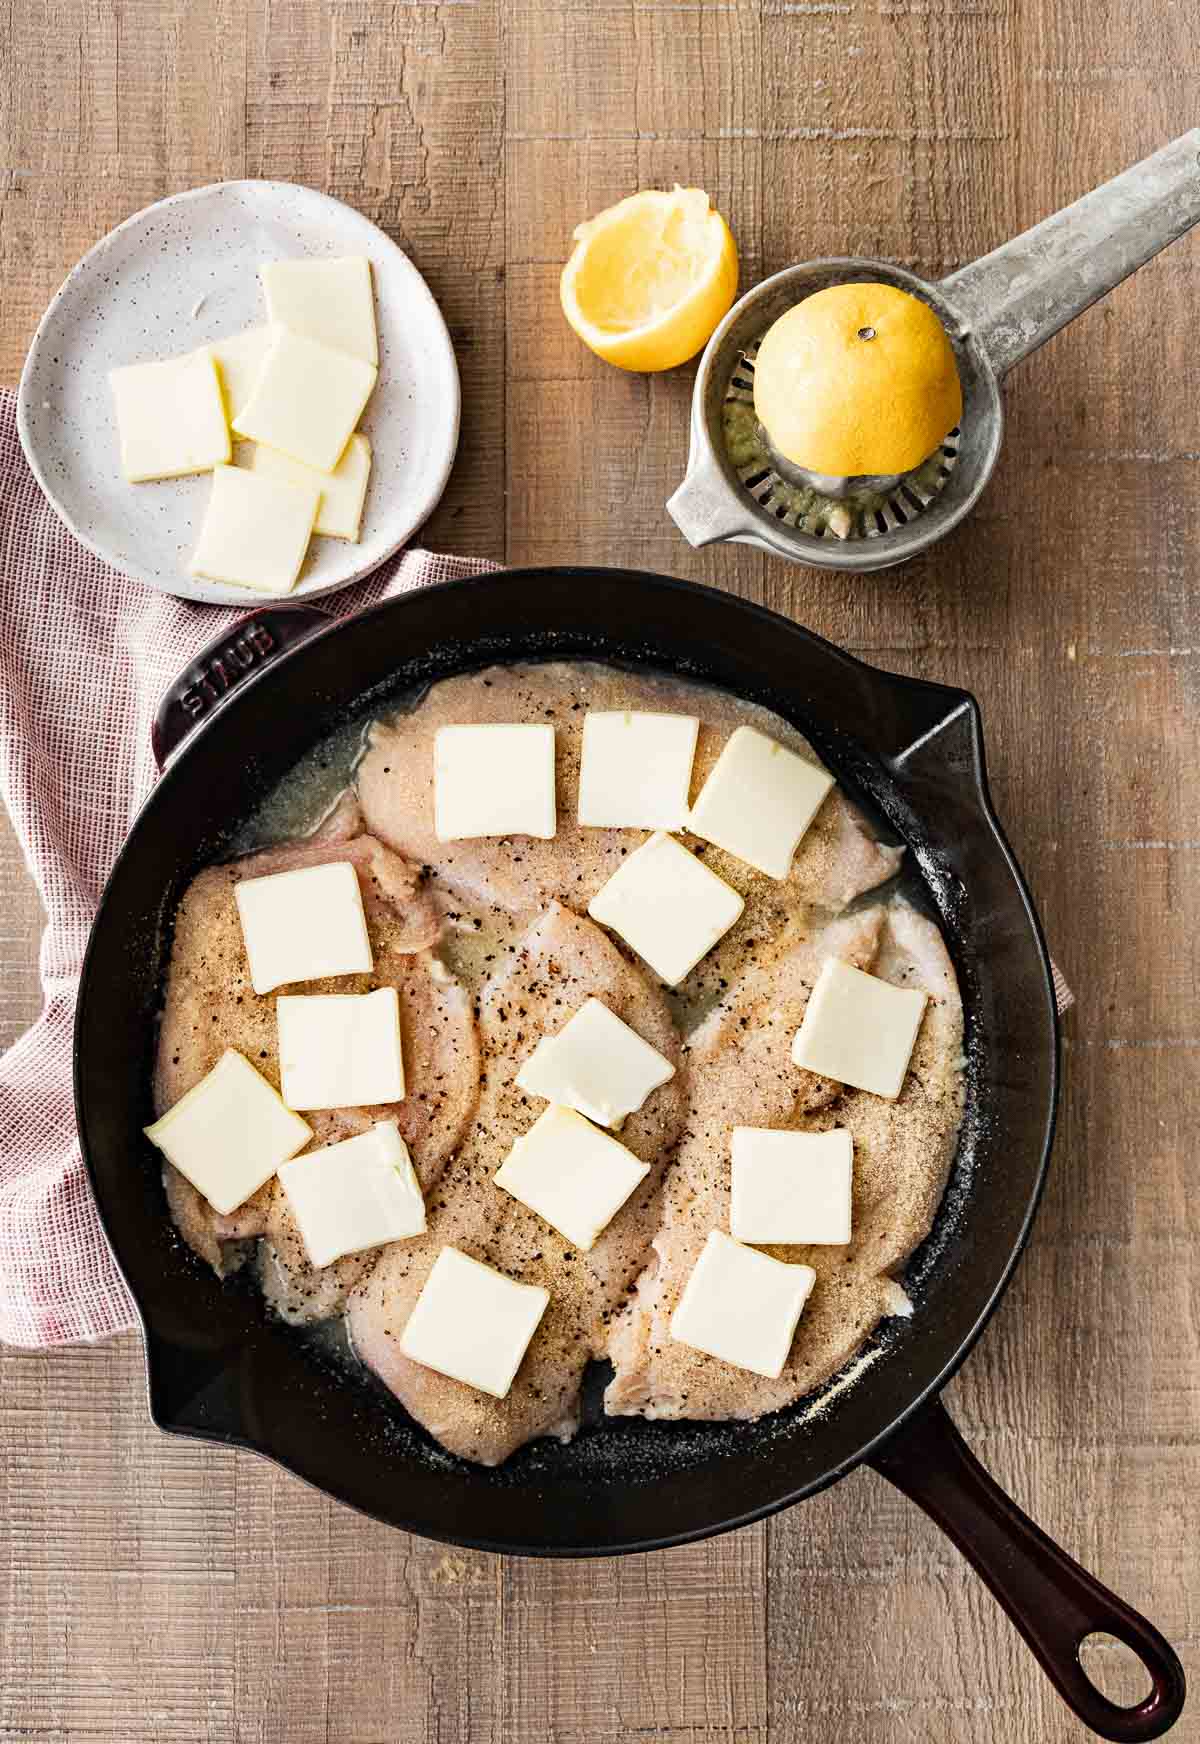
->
[75,567,1185,1740]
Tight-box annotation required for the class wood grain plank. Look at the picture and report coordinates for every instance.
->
[230,1464,502,1744]
[0,810,44,1052]
[501,1538,768,1739]
[0,1338,238,1744]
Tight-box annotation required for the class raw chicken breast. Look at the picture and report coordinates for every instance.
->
[604,900,964,1423]
[356,665,902,960]
[348,901,685,1465]
[154,822,480,1318]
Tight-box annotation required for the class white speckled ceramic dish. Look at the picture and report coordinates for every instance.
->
[17,180,460,605]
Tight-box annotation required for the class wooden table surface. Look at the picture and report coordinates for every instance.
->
[2,3,1198,1740]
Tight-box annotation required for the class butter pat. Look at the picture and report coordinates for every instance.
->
[577,710,699,830]
[494,1104,650,1251]
[234,860,373,994]
[144,1048,312,1216]
[434,723,556,840]
[792,956,928,1100]
[189,464,319,594]
[588,830,743,987]
[261,257,378,365]
[233,328,377,473]
[250,432,371,542]
[207,326,274,422]
[688,725,835,879]
[516,997,674,1129]
[276,987,404,1110]
[670,1229,816,1378]
[730,1127,853,1245]
[110,350,230,481]
[278,1119,425,1268]
[399,1246,549,1398]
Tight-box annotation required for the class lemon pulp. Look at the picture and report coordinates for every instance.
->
[560,187,738,373]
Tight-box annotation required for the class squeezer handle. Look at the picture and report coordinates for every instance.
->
[940,129,1200,378]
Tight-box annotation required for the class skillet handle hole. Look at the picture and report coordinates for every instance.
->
[1079,1632,1155,1710]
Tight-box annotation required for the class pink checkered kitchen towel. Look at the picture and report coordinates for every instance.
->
[0,386,497,1347]
[0,384,1073,1350]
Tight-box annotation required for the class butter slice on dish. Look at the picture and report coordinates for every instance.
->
[670,1229,816,1379]
[399,1246,549,1398]
[261,257,378,365]
[110,350,230,482]
[250,432,372,542]
[577,710,699,830]
[276,987,404,1111]
[588,830,743,987]
[792,956,928,1100]
[433,723,557,840]
[688,724,835,880]
[189,464,320,594]
[144,1048,312,1216]
[494,1104,650,1251]
[515,997,674,1129]
[207,325,275,422]
[233,328,377,474]
[234,860,373,994]
[278,1120,425,1268]
[730,1126,853,1245]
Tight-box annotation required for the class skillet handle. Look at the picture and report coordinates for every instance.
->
[151,603,332,769]
[870,1399,1185,1740]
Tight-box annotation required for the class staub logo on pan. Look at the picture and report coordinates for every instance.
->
[179,623,277,719]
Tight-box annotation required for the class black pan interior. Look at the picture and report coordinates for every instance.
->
[74,567,1059,1554]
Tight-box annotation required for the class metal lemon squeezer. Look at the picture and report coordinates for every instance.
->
[668,130,1200,572]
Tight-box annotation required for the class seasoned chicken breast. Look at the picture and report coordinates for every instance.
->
[348,902,685,1465]
[605,900,963,1423]
[155,822,480,1318]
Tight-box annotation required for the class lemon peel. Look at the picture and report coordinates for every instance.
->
[560,187,738,373]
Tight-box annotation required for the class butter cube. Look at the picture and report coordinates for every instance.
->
[189,464,320,594]
[588,830,743,987]
[670,1230,816,1379]
[577,710,699,830]
[730,1127,853,1245]
[515,997,674,1129]
[434,723,557,840]
[234,859,373,994]
[250,432,372,542]
[110,350,230,482]
[144,1048,312,1216]
[792,956,928,1100]
[207,326,274,422]
[233,328,378,474]
[399,1246,550,1398]
[494,1104,650,1251]
[261,257,378,365]
[276,987,404,1111]
[278,1120,425,1268]
[688,725,835,880]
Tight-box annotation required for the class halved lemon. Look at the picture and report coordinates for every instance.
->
[560,187,738,373]
[754,282,962,479]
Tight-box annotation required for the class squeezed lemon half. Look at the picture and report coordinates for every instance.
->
[560,187,738,373]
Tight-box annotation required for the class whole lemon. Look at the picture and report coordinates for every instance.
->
[753,282,962,478]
